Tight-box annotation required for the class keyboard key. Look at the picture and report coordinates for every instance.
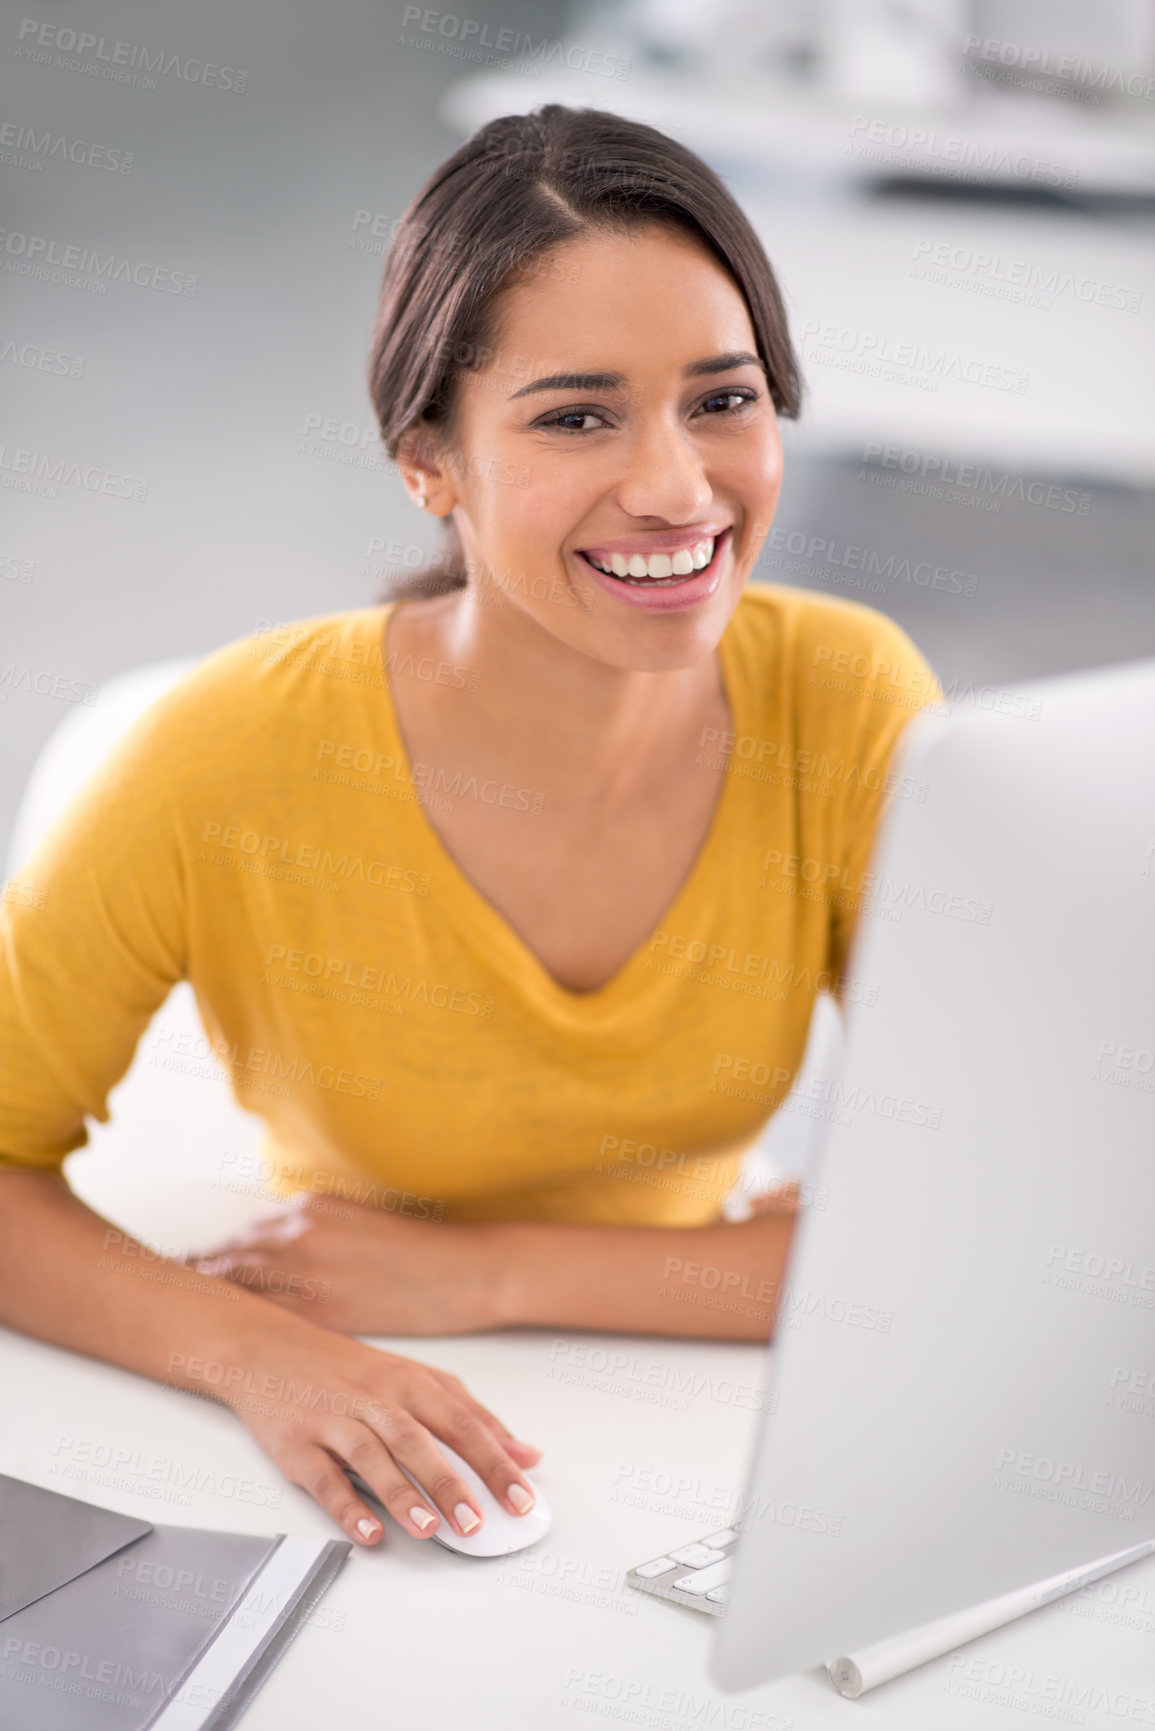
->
[672,1558,732,1596]
[706,1586,730,1604]
[633,1557,677,1579]
[705,1529,739,1547]
[668,1543,726,1568]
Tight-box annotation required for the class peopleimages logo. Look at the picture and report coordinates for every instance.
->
[560,1667,787,1729]
[0,663,99,705]
[763,526,979,596]
[0,228,197,295]
[861,442,1091,515]
[15,18,249,92]
[993,1447,1155,1522]
[397,8,630,79]
[961,33,1155,102]
[0,444,147,501]
[758,847,994,925]
[0,338,85,378]
[910,238,1142,314]
[200,821,429,895]
[846,115,1077,188]
[945,1651,1155,1722]
[0,121,134,173]
[50,1436,281,1509]
[801,319,1028,394]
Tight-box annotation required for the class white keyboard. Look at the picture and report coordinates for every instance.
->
[625,1528,740,1617]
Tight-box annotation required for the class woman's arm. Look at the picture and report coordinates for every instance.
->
[0,1169,272,1378]
[0,1170,543,1545]
[193,1192,798,1343]
[491,1205,795,1341]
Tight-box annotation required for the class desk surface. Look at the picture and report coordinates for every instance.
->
[6,1314,1155,1730]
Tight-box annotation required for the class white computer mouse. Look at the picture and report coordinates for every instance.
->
[350,1443,552,1558]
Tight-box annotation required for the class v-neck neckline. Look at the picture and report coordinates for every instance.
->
[366,601,745,1011]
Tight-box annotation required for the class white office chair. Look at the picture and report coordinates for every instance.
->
[7,659,199,878]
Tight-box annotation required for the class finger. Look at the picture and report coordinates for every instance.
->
[190,1252,266,1280]
[323,1423,443,1541]
[449,1401,542,1467]
[189,1234,277,1268]
[225,1212,304,1248]
[747,1185,800,1218]
[193,1253,291,1295]
[429,1370,543,1463]
[409,1399,540,1519]
[503,1439,544,1465]
[371,1407,494,1536]
[276,1440,396,1547]
[201,1215,279,1248]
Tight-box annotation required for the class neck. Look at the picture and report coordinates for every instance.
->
[388,584,728,794]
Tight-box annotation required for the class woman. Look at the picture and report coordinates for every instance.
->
[0,106,938,1552]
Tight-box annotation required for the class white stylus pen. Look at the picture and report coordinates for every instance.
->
[827,1538,1155,1698]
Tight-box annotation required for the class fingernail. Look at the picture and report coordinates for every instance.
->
[410,1506,436,1531]
[508,1483,534,1513]
[356,1517,380,1540]
[455,1502,481,1533]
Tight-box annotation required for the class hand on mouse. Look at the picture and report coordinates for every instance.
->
[190,1311,542,1548]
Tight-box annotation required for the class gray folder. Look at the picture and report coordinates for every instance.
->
[0,1473,350,1729]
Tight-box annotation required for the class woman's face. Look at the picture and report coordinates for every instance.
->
[424,223,784,671]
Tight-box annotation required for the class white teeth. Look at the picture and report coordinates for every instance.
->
[585,536,717,581]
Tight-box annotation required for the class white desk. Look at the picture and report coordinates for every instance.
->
[6,1272,1155,1727]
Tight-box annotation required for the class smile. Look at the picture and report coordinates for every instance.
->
[576,530,728,586]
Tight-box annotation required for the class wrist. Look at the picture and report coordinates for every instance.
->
[482,1222,534,1329]
[175,1291,325,1410]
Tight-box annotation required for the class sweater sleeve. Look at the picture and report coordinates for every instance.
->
[824,614,943,992]
[0,702,190,1174]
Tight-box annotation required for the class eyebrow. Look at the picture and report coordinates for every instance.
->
[508,351,765,400]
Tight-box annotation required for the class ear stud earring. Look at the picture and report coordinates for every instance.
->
[415,489,427,509]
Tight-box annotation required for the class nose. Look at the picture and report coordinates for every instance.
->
[614,414,713,524]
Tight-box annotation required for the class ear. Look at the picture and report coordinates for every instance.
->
[396,422,454,517]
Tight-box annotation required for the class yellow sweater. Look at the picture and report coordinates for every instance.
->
[0,586,939,1224]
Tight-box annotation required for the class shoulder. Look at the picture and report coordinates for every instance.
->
[728,581,940,721]
[87,606,390,806]
[170,605,387,704]
[731,582,930,678]
[132,605,386,733]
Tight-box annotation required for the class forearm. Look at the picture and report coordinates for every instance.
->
[0,1169,315,1401]
[490,1208,794,1341]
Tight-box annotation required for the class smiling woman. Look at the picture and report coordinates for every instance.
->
[370,104,798,608]
[0,105,939,1554]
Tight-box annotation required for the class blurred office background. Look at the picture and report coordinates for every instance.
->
[2,0,1155,862]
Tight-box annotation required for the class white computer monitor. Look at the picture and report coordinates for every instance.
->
[713,657,1155,1689]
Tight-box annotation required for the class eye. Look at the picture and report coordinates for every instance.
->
[534,406,613,433]
[695,388,758,417]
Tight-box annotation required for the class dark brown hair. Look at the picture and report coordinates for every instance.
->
[368,104,802,593]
